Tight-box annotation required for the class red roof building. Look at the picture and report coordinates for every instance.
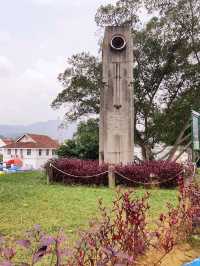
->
[0,138,14,156]
[5,134,59,149]
[2,133,59,169]
[2,139,14,145]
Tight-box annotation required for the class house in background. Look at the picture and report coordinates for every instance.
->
[2,133,59,169]
[0,138,14,156]
[134,144,192,163]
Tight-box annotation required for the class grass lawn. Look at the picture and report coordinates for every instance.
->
[0,171,178,241]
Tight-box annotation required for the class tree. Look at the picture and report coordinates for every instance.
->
[57,119,99,160]
[52,0,200,161]
[52,53,102,121]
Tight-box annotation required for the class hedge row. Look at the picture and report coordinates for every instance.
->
[45,159,192,187]
[116,160,183,188]
[46,159,108,186]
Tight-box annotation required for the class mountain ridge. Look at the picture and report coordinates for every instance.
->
[0,120,76,141]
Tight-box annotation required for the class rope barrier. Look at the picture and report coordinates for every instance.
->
[49,162,195,186]
[50,163,108,179]
[114,169,185,186]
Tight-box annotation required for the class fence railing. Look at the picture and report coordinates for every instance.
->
[46,162,196,188]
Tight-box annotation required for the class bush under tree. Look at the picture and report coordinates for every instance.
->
[57,118,99,160]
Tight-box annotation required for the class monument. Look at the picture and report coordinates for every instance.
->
[99,25,134,164]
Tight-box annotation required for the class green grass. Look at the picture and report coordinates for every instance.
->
[0,171,178,241]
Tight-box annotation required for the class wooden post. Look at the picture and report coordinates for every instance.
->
[47,164,53,185]
[108,165,115,188]
[47,168,50,185]
[47,171,50,185]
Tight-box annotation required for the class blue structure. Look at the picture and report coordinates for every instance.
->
[184,258,200,266]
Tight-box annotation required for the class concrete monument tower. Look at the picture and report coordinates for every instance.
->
[99,26,134,164]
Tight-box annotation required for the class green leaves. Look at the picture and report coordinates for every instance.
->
[57,119,99,160]
[52,0,200,160]
[95,0,141,27]
[52,53,102,121]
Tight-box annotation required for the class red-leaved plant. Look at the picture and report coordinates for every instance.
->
[0,180,199,266]
[46,159,109,185]
[68,190,150,265]
[45,159,193,188]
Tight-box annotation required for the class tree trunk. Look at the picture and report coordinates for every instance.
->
[168,119,191,161]
[141,144,155,161]
[174,141,192,162]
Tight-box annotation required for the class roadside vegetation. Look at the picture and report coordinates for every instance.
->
[0,172,199,265]
[0,171,178,240]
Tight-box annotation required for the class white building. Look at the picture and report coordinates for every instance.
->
[2,133,59,169]
[134,144,191,163]
[0,138,13,156]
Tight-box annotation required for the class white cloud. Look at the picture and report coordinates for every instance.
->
[30,0,55,5]
[0,56,14,77]
[0,0,107,124]
[20,68,46,82]
[0,57,66,124]
[19,57,65,88]
[72,1,81,7]
[0,31,11,43]
[30,0,82,7]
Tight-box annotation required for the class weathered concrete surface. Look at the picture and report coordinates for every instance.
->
[99,26,134,164]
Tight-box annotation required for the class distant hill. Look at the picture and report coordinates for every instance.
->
[0,120,76,142]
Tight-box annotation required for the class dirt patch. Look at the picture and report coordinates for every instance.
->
[138,243,200,266]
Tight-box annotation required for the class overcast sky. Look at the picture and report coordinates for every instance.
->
[0,0,112,125]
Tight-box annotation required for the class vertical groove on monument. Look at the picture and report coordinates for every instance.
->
[99,26,134,165]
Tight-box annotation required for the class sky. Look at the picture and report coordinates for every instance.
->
[0,0,112,125]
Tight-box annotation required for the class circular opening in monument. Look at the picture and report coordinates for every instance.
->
[110,36,126,51]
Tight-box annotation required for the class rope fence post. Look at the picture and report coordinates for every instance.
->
[46,167,49,185]
[108,164,115,188]
[148,173,159,189]
[47,163,53,185]
[46,173,49,185]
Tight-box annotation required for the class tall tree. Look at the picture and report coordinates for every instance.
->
[57,119,99,160]
[52,53,102,121]
[52,0,200,160]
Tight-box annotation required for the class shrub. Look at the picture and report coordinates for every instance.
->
[186,183,200,232]
[46,159,193,188]
[70,190,150,265]
[115,160,183,188]
[0,182,199,265]
[45,159,108,186]
[0,190,151,265]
